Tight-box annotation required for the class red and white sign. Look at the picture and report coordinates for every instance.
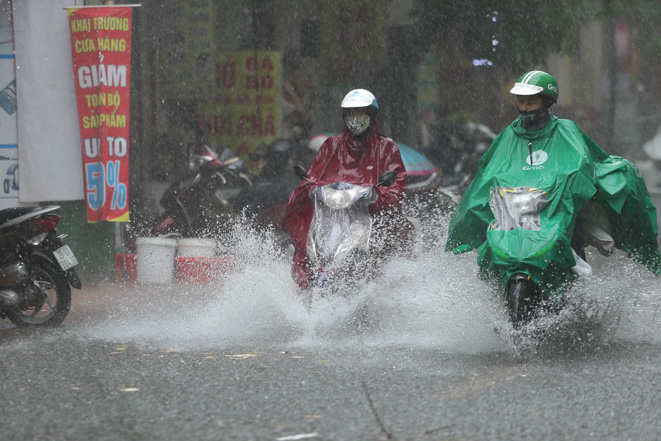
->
[68,6,132,222]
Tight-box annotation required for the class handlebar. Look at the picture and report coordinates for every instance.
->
[294,165,397,187]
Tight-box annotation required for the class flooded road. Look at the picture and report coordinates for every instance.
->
[2,225,661,440]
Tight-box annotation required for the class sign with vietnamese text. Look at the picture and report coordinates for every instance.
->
[197,51,281,168]
[68,6,132,222]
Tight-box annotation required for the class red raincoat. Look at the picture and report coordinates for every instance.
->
[282,125,410,289]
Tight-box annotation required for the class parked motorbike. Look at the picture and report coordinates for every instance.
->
[397,141,460,229]
[294,165,397,289]
[422,120,497,196]
[151,142,253,238]
[232,139,303,249]
[0,205,81,327]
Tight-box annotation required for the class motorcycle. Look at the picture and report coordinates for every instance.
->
[396,142,460,237]
[484,188,620,329]
[233,139,304,250]
[447,116,661,333]
[294,165,397,289]
[0,205,81,327]
[421,120,497,196]
[151,142,253,238]
[485,187,575,328]
[307,134,460,240]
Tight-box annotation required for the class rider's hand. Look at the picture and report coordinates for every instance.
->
[452,244,472,255]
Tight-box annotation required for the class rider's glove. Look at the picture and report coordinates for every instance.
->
[452,244,472,255]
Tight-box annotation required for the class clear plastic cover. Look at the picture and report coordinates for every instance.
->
[306,182,377,265]
[489,186,548,231]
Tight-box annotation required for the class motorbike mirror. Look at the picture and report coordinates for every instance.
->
[187,143,219,171]
[377,170,397,187]
[293,165,308,180]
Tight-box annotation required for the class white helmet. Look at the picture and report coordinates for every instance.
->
[341,89,378,111]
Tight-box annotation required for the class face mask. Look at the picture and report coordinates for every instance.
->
[345,115,371,136]
[520,107,550,131]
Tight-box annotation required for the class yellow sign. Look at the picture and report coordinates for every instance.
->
[197,51,281,163]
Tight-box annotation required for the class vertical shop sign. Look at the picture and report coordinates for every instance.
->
[68,6,132,222]
[197,51,281,167]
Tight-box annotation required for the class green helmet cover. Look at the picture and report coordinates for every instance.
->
[510,70,559,104]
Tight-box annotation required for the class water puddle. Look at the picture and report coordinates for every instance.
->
[73,217,661,355]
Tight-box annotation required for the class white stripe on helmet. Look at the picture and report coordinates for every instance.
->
[521,70,542,84]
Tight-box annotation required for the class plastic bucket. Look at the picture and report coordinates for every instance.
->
[177,256,233,284]
[115,253,137,283]
[135,237,177,284]
[177,238,217,257]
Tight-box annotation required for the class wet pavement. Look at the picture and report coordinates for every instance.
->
[2,242,661,440]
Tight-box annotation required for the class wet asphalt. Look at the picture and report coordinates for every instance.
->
[2,277,661,441]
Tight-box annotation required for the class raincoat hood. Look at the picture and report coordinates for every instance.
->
[446,115,661,295]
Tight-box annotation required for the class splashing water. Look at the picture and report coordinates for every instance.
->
[76,216,661,355]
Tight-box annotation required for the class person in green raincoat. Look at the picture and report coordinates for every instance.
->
[445,70,661,303]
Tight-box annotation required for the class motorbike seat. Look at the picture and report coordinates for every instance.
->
[0,206,60,229]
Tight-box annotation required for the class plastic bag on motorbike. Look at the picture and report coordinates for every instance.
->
[306,182,377,265]
[489,186,548,231]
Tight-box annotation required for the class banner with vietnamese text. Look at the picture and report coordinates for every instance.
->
[197,51,281,171]
[68,7,132,222]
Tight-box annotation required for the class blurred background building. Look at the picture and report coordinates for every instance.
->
[6,0,661,280]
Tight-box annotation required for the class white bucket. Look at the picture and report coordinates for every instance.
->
[177,238,217,257]
[136,237,177,284]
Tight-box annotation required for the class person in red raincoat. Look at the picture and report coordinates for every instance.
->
[282,88,411,289]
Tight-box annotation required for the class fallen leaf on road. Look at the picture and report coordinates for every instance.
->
[118,388,139,392]
[276,433,319,441]
[305,415,322,419]
[226,353,257,360]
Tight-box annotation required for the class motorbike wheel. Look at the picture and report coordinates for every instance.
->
[6,256,72,327]
[506,274,544,329]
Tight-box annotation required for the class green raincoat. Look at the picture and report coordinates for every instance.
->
[445,114,661,298]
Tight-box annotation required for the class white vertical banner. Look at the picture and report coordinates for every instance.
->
[13,0,84,202]
[0,1,18,209]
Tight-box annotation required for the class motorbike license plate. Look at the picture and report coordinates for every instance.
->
[53,245,78,270]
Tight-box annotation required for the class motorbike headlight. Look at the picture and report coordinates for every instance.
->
[322,186,353,210]
[28,232,48,246]
[188,156,204,171]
